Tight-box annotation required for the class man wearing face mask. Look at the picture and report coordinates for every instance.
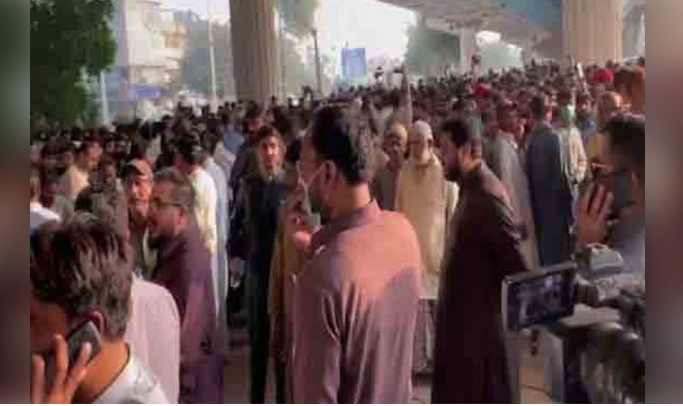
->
[555,89,588,214]
[395,120,459,374]
[432,117,528,404]
[290,107,422,404]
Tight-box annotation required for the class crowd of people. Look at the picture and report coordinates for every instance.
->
[29,57,645,404]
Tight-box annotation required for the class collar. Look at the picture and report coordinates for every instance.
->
[262,169,285,184]
[310,200,381,254]
[93,348,152,404]
[533,121,553,133]
[498,131,517,147]
[156,228,191,262]
[460,161,485,191]
[30,201,43,211]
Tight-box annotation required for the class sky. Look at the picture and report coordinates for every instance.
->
[159,0,416,60]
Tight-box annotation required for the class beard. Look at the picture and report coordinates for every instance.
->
[309,183,332,224]
[412,150,432,166]
[444,157,462,183]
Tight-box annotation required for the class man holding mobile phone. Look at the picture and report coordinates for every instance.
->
[578,114,645,274]
[30,216,168,404]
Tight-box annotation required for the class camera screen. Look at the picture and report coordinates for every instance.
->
[502,263,577,331]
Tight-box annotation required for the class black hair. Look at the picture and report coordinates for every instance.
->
[285,138,302,165]
[530,94,551,120]
[175,132,203,166]
[154,168,196,212]
[604,114,645,181]
[310,106,374,186]
[129,136,149,161]
[30,215,132,340]
[40,169,61,187]
[256,124,283,144]
[201,131,220,157]
[76,140,100,156]
[441,117,482,158]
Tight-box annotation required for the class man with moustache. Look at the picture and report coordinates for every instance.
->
[147,168,223,404]
[432,117,528,404]
[123,160,157,278]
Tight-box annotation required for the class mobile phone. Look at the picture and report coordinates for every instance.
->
[590,172,635,219]
[40,321,103,387]
[502,262,577,331]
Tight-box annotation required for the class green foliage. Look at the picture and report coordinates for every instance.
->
[31,0,116,123]
[179,11,330,99]
[404,22,460,77]
[180,16,235,98]
[0,0,29,137]
[278,0,319,37]
[281,36,332,96]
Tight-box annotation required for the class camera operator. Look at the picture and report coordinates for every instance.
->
[577,114,645,274]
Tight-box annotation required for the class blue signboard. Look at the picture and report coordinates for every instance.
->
[134,84,165,100]
[342,48,368,80]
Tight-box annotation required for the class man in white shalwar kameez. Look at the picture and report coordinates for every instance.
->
[395,120,459,374]
[201,134,231,360]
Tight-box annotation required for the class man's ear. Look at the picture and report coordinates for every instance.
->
[89,311,106,337]
[323,161,337,184]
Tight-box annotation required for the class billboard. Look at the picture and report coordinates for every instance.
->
[342,48,368,80]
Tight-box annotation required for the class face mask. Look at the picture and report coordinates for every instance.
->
[298,163,325,228]
[560,104,576,126]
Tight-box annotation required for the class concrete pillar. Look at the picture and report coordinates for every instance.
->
[229,0,278,104]
[458,28,477,74]
[623,6,645,58]
[563,0,623,65]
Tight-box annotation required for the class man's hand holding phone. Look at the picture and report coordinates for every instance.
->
[578,184,615,249]
[31,335,92,404]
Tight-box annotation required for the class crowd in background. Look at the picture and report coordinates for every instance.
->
[29,57,645,404]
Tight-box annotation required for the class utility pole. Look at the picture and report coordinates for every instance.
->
[99,72,110,124]
[312,28,323,97]
[207,0,218,112]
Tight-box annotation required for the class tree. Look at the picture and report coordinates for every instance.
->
[31,0,116,124]
[1,0,29,135]
[404,22,461,77]
[278,0,319,37]
[177,10,331,99]
[178,12,235,99]
[281,36,332,96]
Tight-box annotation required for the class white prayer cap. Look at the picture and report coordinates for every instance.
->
[411,120,434,142]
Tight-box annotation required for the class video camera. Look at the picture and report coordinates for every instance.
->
[502,245,645,403]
